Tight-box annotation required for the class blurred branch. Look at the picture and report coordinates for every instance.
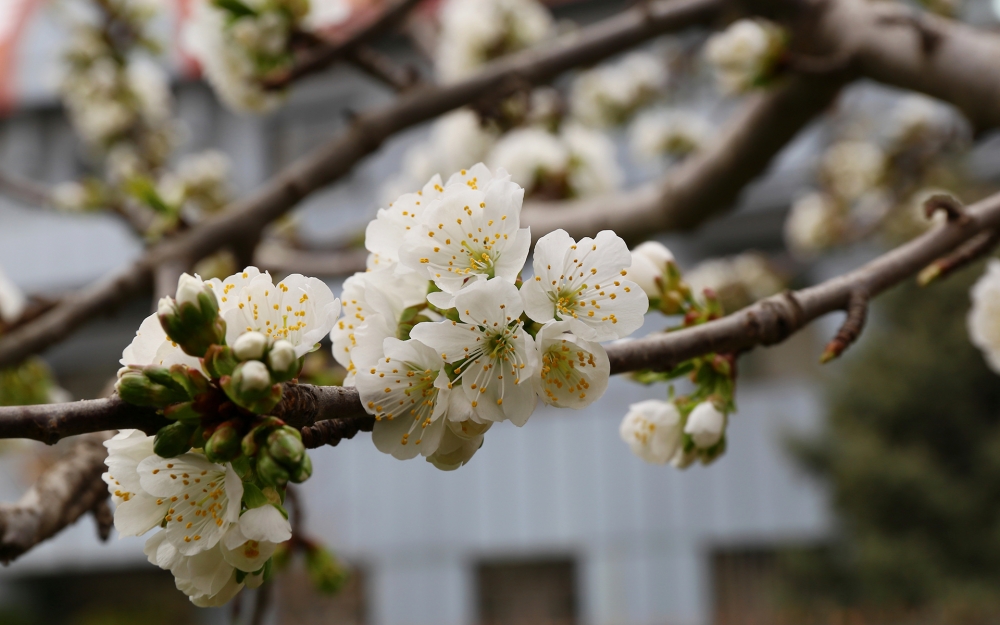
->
[263,0,426,90]
[0,0,725,369]
[254,242,368,276]
[523,73,846,240]
[347,45,421,92]
[0,170,51,207]
[0,432,112,563]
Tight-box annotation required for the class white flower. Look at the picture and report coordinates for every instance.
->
[561,123,622,198]
[821,141,886,203]
[410,278,537,425]
[629,109,713,160]
[521,229,648,341]
[427,419,491,470]
[627,241,675,300]
[233,331,267,361]
[357,338,456,459]
[487,127,569,194]
[399,165,531,299]
[388,110,499,200]
[968,260,1000,374]
[127,58,172,126]
[570,51,667,128]
[533,320,610,408]
[784,192,843,257]
[619,399,683,464]
[0,265,26,324]
[704,19,782,94]
[137,452,243,555]
[183,0,287,113]
[120,313,204,372]
[330,267,431,383]
[366,174,446,270]
[103,430,168,537]
[209,267,341,358]
[435,0,554,82]
[684,401,726,448]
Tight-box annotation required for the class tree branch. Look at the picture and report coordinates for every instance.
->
[0,0,724,370]
[522,73,846,240]
[0,433,112,563]
[263,0,426,90]
[0,170,52,207]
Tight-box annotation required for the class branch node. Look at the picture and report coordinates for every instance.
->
[300,416,374,449]
[821,287,870,364]
[924,193,966,223]
[876,8,944,56]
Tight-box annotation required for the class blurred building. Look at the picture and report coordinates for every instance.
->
[0,1,846,624]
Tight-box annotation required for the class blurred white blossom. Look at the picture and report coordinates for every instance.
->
[570,52,667,128]
[968,260,1000,374]
[784,192,843,257]
[704,19,784,94]
[629,109,713,161]
[686,253,782,311]
[619,399,684,464]
[821,141,886,203]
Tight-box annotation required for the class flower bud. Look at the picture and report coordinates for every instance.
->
[163,401,201,423]
[256,450,290,488]
[157,274,225,357]
[233,331,268,361]
[205,420,243,463]
[176,273,207,307]
[267,340,299,382]
[267,426,305,467]
[221,361,283,414]
[203,344,239,379]
[684,401,726,448]
[154,421,196,458]
[116,366,190,407]
[289,452,313,483]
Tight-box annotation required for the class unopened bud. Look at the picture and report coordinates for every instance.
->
[684,401,726,449]
[222,362,282,414]
[163,401,200,422]
[157,275,225,358]
[267,426,305,466]
[268,340,298,381]
[240,361,272,393]
[234,331,268,361]
[204,344,239,379]
[154,421,196,458]
[256,450,290,488]
[205,420,243,463]
[289,451,312,483]
[116,366,190,407]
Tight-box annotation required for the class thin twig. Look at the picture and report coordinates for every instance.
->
[347,45,421,91]
[820,287,869,363]
[918,229,1000,286]
[262,0,426,90]
[0,170,52,207]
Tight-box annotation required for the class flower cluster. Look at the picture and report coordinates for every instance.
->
[60,0,173,169]
[184,0,350,113]
[968,260,1000,374]
[569,51,668,128]
[338,164,647,468]
[435,0,554,83]
[704,19,785,94]
[112,269,340,604]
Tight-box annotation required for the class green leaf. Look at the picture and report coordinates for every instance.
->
[212,0,257,17]
[124,176,173,215]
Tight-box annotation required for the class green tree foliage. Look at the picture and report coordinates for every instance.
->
[789,265,1000,615]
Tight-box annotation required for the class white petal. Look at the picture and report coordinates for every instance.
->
[238,505,292,543]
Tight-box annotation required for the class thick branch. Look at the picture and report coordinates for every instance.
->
[0,0,723,369]
[0,433,112,563]
[0,170,51,207]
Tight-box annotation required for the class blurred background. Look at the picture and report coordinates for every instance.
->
[3,0,1000,623]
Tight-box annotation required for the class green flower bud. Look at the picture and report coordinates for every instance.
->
[221,361,282,414]
[157,274,226,358]
[267,340,299,382]
[203,344,239,379]
[167,365,211,398]
[205,420,243,463]
[154,421,196,458]
[267,426,305,467]
[241,417,286,457]
[233,331,268,361]
[289,451,312,484]
[256,450,290,488]
[162,401,201,423]
[116,366,190,407]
